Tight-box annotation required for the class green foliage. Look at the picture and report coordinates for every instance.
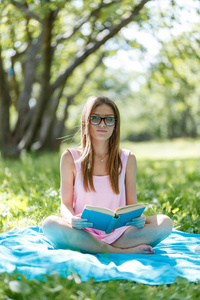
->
[1,0,200,155]
[147,28,200,139]
[0,271,199,300]
[0,140,200,297]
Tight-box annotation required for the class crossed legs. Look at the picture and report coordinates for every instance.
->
[42,214,173,254]
[111,215,173,248]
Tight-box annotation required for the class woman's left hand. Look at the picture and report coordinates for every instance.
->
[125,215,146,228]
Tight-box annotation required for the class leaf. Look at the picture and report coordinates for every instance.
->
[8,280,31,295]
[72,272,82,284]
[172,207,179,214]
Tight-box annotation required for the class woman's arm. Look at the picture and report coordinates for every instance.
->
[60,150,75,223]
[125,152,146,228]
[60,150,93,229]
[125,152,137,205]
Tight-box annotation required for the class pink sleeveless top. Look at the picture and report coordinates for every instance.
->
[67,148,130,244]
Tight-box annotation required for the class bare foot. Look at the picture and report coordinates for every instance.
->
[122,244,155,255]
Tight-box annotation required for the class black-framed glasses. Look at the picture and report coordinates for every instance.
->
[89,115,117,126]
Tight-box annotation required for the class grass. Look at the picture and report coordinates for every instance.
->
[0,139,200,299]
[122,138,200,160]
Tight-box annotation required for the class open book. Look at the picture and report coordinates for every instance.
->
[81,203,145,234]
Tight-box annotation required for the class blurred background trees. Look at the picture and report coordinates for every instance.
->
[0,0,199,157]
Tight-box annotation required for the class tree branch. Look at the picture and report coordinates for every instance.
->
[54,0,122,46]
[63,53,105,120]
[10,0,42,23]
[69,52,105,98]
[51,0,151,92]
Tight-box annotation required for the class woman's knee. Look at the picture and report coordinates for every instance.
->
[43,215,58,228]
[42,215,61,236]
[158,214,173,236]
[42,216,50,233]
[147,214,173,247]
[148,214,173,237]
[42,216,72,248]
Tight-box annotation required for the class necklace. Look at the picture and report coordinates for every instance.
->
[95,153,108,163]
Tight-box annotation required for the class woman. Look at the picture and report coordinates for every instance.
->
[42,96,173,254]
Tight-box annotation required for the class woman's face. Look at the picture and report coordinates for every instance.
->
[89,104,116,142]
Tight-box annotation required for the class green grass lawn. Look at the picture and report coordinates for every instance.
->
[0,139,200,299]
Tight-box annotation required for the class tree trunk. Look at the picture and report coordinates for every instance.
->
[32,85,65,151]
[46,94,75,151]
[0,46,12,156]
[19,11,55,150]
[13,32,43,144]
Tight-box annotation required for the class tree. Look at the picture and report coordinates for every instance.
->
[147,28,200,139]
[0,0,151,157]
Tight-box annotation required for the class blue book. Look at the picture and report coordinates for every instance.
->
[81,203,145,234]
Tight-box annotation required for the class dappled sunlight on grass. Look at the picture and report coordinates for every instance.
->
[136,158,200,233]
[0,151,61,232]
[0,139,200,234]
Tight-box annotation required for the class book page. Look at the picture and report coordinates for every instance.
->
[84,205,115,216]
[115,203,144,215]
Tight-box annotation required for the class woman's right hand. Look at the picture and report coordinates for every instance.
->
[71,215,93,230]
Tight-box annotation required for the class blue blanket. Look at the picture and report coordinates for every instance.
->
[0,226,200,285]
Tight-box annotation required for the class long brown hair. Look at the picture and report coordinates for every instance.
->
[79,96,122,194]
